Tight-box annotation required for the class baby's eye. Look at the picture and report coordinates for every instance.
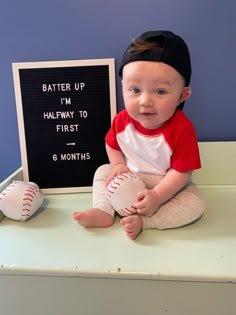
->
[155,89,166,95]
[131,87,140,94]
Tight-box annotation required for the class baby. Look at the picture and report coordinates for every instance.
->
[73,30,206,239]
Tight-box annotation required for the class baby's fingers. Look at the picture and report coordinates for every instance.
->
[136,190,146,201]
[105,175,115,186]
[135,198,146,210]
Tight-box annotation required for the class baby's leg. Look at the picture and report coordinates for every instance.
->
[142,183,206,230]
[73,164,115,228]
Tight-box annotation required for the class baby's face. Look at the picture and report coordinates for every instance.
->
[122,61,191,129]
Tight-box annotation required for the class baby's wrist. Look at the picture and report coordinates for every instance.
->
[111,162,126,168]
[111,163,128,173]
[152,188,162,201]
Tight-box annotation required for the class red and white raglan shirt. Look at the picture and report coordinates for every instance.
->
[105,109,201,176]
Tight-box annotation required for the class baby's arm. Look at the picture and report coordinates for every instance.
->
[135,168,192,216]
[105,144,130,185]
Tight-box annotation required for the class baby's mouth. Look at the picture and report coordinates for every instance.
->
[141,112,156,116]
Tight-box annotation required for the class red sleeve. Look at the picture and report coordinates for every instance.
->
[105,110,128,151]
[162,110,201,172]
[171,124,201,172]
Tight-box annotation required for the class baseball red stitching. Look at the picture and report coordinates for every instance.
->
[107,174,140,188]
[20,184,39,219]
[116,173,136,180]
[118,206,137,216]
[107,173,141,196]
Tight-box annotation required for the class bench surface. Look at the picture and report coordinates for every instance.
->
[0,187,236,283]
[0,142,236,283]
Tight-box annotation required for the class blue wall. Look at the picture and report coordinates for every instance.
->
[0,0,235,181]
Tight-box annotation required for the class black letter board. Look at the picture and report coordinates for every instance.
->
[12,59,116,194]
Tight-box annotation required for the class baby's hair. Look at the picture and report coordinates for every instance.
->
[128,37,164,54]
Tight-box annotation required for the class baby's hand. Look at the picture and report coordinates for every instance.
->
[106,164,130,186]
[135,189,160,216]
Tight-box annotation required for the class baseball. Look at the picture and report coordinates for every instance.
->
[0,181,44,221]
[106,173,146,216]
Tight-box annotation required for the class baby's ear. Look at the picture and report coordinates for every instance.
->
[179,87,192,104]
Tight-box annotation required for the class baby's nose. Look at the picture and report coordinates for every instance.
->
[139,93,154,107]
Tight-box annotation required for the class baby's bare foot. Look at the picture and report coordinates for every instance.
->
[120,214,143,240]
[73,208,114,228]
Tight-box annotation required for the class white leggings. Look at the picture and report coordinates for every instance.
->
[92,164,206,230]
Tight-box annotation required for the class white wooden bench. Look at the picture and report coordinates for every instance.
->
[0,142,236,315]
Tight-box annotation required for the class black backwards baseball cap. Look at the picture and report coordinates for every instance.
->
[119,30,192,109]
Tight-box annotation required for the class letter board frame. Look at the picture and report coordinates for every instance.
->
[12,59,117,194]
